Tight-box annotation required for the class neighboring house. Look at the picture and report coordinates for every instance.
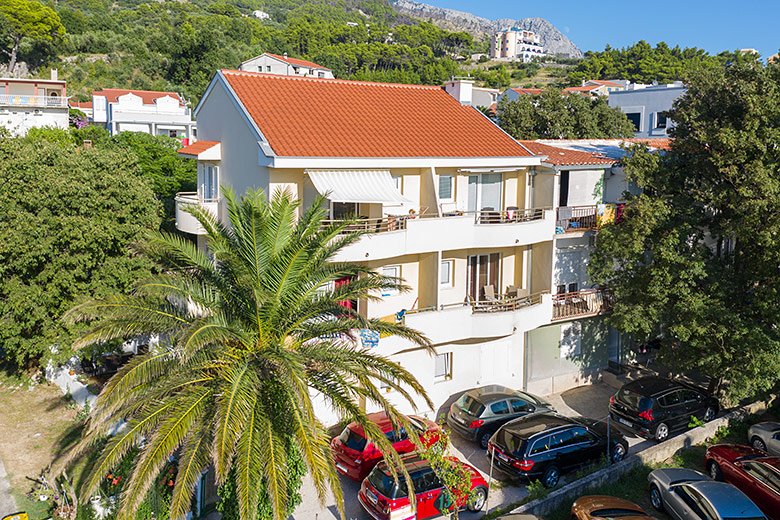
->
[0,69,68,136]
[585,79,626,93]
[69,100,93,119]
[238,52,335,78]
[490,28,546,62]
[443,79,498,109]
[92,88,196,140]
[497,87,543,105]
[607,82,686,138]
[251,9,270,19]
[177,70,636,422]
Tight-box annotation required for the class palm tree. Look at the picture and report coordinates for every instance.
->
[64,188,433,520]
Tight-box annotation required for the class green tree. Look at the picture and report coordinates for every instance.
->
[64,189,433,520]
[0,135,160,368]
[0,0,65,73]
[589,61,780,401]
[496,90,636,140]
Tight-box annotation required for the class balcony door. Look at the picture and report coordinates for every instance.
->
[467,253,500,301]
[467,173,503,213]
[200,164,219,201]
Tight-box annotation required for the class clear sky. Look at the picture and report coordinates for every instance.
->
[420,0,780,59]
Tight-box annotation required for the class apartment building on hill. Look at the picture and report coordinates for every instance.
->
[0,69,68,136]
[177,70,647,424]
[490,28,545,62]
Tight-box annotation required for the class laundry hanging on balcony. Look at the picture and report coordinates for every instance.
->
[305,169,413,205]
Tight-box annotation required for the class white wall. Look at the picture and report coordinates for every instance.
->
[566,168,605,206]
[0,106,68,136]
[239,55,334,78]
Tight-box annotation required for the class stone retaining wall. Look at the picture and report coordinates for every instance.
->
[509,398,773,516]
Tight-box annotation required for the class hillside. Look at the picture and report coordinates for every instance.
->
[389,0,583,58]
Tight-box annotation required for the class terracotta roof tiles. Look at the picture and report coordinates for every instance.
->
[93,88,184,106]
[178,141,219,156]
[520,140,615,166]
[265,53,330,70]
[220,70,532,158]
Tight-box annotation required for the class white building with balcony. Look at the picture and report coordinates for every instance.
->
[177,69,627,424]
[0,70,68,136]
[490,28,546,63]
[91,88,196,140]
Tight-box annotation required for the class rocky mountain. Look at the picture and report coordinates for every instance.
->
[389,0,583,58]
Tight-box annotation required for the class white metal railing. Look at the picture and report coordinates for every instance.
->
[400,291,548,319]
[175,192,219,204]
[0,94,69,108]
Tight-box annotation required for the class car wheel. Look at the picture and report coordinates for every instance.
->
[479,431,492,449]
[467,485,487,512]
[611,442,627,463]
[542,465,560,488]
[649,484,664,511]
[703,406,717,422]
[708,460,723,481]
[654,422,670,442]
[752,436,767,452]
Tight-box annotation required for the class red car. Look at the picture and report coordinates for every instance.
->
[358,453,488,520]
[705,444,780,520]
[331,411,441,481]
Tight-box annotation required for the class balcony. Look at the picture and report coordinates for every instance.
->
[331,208,555,262]
[175,192,219,235]
[556,204,626,234]
[0,94,68,108]
[400,292,553,345]
[551,289,614,322]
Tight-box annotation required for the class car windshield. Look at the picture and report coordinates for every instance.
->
[617,389,653,412]
[590,509,649,519]
[339,426,367,452]
[455,393,485,417]
[367,467,407,499]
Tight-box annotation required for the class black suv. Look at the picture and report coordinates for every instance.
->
[487,412,627,488]
[447,385,555,448]
[608,376,719,442]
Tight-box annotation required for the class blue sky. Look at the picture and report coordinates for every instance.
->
[421,0,780,58]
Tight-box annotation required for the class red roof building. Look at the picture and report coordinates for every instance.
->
[238,52,334,79]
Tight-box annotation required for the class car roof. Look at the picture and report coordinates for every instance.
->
[753,421,780,432]
[348,411,416,436]
[464,384,520,403]
[374,453,432,475]
[686,481,765,516]
[501,412,580,439]
[623,376,702,397]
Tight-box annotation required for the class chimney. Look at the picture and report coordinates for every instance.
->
[444,78,474,106]
[50,68,58,81]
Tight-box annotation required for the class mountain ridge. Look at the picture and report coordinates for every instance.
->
[389,0,583,58]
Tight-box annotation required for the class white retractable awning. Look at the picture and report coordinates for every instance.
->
[305,169,413,204]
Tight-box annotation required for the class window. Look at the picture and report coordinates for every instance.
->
[655,113,667,129]
[570,427,596,444]
[490,400,510,415]
[440,260,453,286]
[681,390,701,403]
[266,65,271,72]
[557,284,567,295]
[202,165,219,201]
[626,113,641,131]
[567,282,579,294]
[659,391,682,407]
[381,266,400,296]
[169,130,178,138]
[438,174,454,201]
[510,399,534,413]
[434,352,452,381]
[742,462,780,495]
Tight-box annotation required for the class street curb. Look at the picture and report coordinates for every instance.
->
[508,397,774,516]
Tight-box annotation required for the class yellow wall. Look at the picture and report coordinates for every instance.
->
[531,241,553,293]
[365,255,420,319]
[534,171,556,208]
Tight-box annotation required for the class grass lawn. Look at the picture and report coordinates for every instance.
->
[0,369,84,519]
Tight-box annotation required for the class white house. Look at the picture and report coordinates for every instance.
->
[0,69,68,136]
[238,52,334,78]
[608,82,686,138]
[251,9,270,19]
[174,69,643,428]
[91,88,196,141]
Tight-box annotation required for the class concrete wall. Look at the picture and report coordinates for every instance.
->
[0,106,68,136]
[554,235,593,291]
[608,85,686,138]
[567,169,605,206]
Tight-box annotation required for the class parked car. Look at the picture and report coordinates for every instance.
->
[358,453,488,520]
[748,422,780,454]
[331,411,440,481]
[647,468,767,520]
[609,376,718,442]
[447,385,554,448]
[572,495,657,520]
[705,444,780,520]
[487,412,628,488]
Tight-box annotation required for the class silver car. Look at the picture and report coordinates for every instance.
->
[648,468,767,520]
[748,422,780,454]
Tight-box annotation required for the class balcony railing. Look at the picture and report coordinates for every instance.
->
[324,207,549,235]
[471,290,545,313]
[175,192,219,235]
[556,205,598,233]
[0,94,69,108]
[552,288,614,321]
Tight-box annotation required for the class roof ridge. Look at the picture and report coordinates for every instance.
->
[220,69,442,90]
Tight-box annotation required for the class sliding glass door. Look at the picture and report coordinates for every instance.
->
[467,173,503,212]
[467,253,501,301]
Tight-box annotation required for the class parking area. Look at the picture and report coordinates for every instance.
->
[292,381,655,520]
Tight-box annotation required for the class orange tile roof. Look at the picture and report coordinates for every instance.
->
[511,88,543,95]
[588,80,622,87]
[564,85,602,93]
[628,138,672,150]
[178,141,220,156]
[93,88,184,106]
[519,140,615,166]
[264,53,330,70]
[69,101,92,109]
[220,70,533,158]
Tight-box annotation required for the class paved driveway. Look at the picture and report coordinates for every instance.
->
[0,454,17,516]
[292,382,653,519]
